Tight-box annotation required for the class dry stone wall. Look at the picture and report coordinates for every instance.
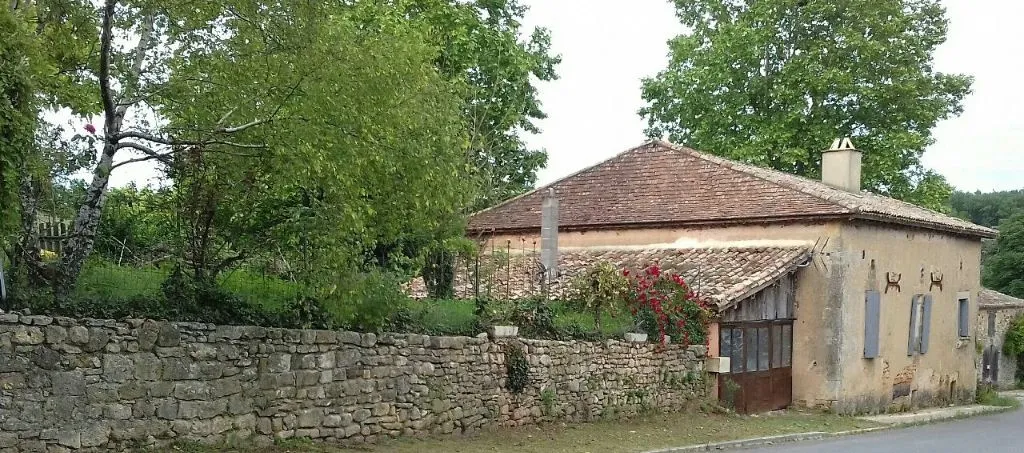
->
[0,313,707,451]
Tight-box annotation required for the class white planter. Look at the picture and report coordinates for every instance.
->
[661,335,672,345]
[489,325,519,338]
[624,332,648,343]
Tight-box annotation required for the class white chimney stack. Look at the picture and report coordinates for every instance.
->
[540,188,559,280]
[821,137,862,192]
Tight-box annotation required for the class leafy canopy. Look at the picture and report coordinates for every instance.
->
[983,213,1024,299]
[640,0,971,211]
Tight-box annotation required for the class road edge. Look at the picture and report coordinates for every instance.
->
[640,405,1016,453]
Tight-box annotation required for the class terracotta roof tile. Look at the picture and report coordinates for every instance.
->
[406,245,811,309]
[467,141,995,238]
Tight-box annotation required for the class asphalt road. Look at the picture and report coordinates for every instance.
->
[747,408,1024,453]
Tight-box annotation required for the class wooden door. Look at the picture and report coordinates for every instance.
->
[718,322,793,413]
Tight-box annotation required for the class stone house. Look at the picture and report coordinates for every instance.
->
[466,139,996,414]
[976,289,1024,388]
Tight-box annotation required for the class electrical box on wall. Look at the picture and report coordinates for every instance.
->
[707,356,731,373]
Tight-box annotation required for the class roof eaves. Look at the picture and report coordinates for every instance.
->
[714,248,811,311]
[467,213,855,235]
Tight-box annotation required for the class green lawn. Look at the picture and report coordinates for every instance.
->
[74,260,301,308]
[154,410,879,453]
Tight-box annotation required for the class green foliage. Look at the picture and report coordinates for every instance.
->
[641,0,971,211]
[568,262,631,330]
[505,342,530,394]
[1003,314,1024,357]
[404,0,560,208]
[976,383,1019,408]
[539,387,557,416]
[721,377,741,410]
[950,190,1024,228]
[983,214,1024,299]
[94,186,174,264]
[326,271,411,333]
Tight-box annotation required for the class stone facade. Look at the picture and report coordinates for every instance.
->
[976,299,1024,389]
[0,313,707,451]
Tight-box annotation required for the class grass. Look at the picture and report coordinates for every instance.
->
[976,385,1021,408]
[151,410,879,453]
[71,261,632,339]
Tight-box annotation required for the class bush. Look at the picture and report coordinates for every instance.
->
[567,262,630,330]
[327,270,410,333]
[625,265,712,346]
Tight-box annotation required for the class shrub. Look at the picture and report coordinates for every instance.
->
[1004,314,1024,357]
[327,270,409,333]
[624,264,712,346]
[568,261,630,330]
[505,342,530,393]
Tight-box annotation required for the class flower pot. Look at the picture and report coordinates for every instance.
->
[661,335,672,345]
[624,332,648,343]
[489,325,519,339]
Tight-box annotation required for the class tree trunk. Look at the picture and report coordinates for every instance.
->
[53,143,117,301]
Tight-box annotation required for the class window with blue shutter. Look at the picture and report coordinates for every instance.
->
[959,298,970,337]
[864,290,881,358]
[908,295,921,356]
[920,294,933,354]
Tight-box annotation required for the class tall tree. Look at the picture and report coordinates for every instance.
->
[950,190,1024,228]
[984,214,1024,299]
[403,0,559,209]
[640,0,971,211]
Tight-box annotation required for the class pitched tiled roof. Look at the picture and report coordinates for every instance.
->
[979,289,1024,309]
[468,141,995,238]
[406,245,811,310]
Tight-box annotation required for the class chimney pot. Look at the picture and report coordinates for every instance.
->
[821,137,862,192]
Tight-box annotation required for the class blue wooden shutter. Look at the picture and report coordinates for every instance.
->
[920,294,933,354]
[864,290,881,358]
[959,299,970,337]
[908,295,920,356]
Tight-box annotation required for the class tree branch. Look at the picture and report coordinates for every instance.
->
[113,130,267,149]
[99,0,116,137]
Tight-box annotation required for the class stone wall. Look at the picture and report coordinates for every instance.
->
[0,313,707,452]
[977,305,1024,389]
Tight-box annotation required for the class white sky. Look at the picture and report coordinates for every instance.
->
[108,0,1024,193]
[520,0,1024,193]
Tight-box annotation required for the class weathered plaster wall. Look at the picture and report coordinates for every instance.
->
[834,222,982,413]
[977,305,1024,389]
[0,313,706,452]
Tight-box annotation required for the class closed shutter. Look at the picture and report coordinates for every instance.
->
[908,295,920,356]
[864,290,881,358]
[920,294,933,354]
[959,299,970,337]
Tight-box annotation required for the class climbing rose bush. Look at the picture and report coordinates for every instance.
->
[625,264,712,346]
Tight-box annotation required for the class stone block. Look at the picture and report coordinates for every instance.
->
[138,321,159,351]
[296,370,320,387]
[82,328,111,353]
[297,409,323,428]
[353,408,372,422]
[227,394,253,415]
[79,424,110,448]
[30,347,63,370]
[103,355,134,382]
[0,353,29,373]
[12,326,44,345]
[157,323,180,347]
[261,353,291,373]
[339,331,361,345]
[157,399,179,420]
[52,371,86,396]
[117,382,147,400]
[68,326,89,345]
[44,326,67,344]
[174,381,212,400]
[56,432,81,449]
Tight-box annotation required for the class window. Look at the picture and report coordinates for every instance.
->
[864,290,881,358]
[988,311,997,338]
[757,327,770,371]
[959,297,970,338]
